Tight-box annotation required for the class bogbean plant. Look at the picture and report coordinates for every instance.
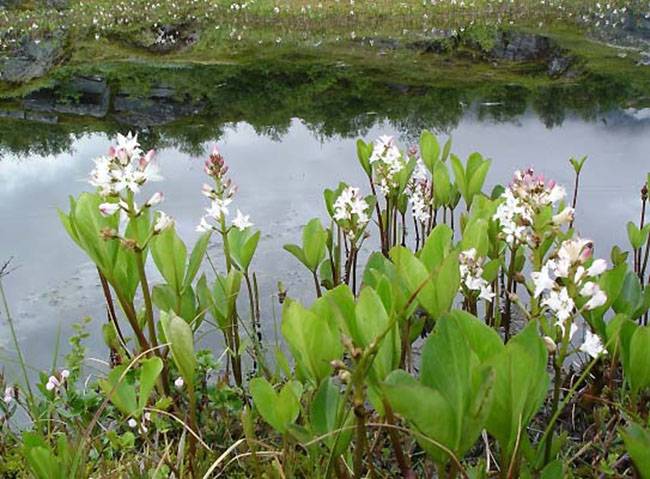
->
[3,131,650,478]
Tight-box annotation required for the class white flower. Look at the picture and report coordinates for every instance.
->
[116,132,142,159]
[206,197,232,219]
[154,211,174,233]
[531,262,556,298]
[579,330,606,358]
[127,418,138,428]
[232,209,253,230]
[89,135,161,197]
[552,207,574,226]
[412,158,428,182]
[586,259,607,277]
[3,387,14,404]
[459,249,494,302]
[196,216,212,233]
[581,282,607,310]
[174,377,184,389]
[99,202,120,216]
[45,374,65,393]
[542,287,575,329]
[368,135,406,194]
[410,185,430,224]
[333,186,370,233]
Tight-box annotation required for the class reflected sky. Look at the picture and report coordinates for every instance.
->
[1,109,650,375]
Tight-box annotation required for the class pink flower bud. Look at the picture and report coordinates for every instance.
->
[99,202,120,216]
[140,149,155,168]
[117,148,129,164]
[580,243,594,262]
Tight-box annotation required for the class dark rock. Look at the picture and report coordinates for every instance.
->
[149,85,176,99]
[0,0,20,9]
[44,0,68,9]
[25,111,58,124]
[0,35,66,83]
[113,93,204,127]
[547,54,574,78]
[0,109,24,119]
[491,32,553,61]
[23,75,110,118]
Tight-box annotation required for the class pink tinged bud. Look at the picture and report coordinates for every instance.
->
[408,145,418,156]
[108,145,116,157]
[116,149,129,165]
[580,243,594,262]
[547,179,556,189]
[146,191,164,207]
[140,149,155,168]
[99,202,120,216]
[211,145,220,157]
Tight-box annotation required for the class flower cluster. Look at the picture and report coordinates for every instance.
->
[409,158,432,224]
[197,147,253,232]
[458,248,494,302]
[91,132,174,235]
[45,369,70,394]
[333,186,371,239]
[532,237,608,356]
[128,411,152,434]
[368,135,407,195]
[90,132,162,198]
[493,168,572,246]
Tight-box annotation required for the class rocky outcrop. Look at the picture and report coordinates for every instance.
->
[490,32,575,77]
[9,75,205,127]
[0,35,66,83]
[491,32,554,61]
[24,75,110,117]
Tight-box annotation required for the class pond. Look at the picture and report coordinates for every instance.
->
[1,64,650,376]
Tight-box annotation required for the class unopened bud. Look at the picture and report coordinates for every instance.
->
[543,336,557,354]
[145,191,164,207]
[99,227,118,241]
[330,360,347,371]
[121,238,139,251]
[338,370,352,384]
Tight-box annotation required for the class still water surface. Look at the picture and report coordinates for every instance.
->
[1,108,649,374]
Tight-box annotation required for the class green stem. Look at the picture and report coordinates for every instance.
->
[219,213,233,273]
[0,277,34,404]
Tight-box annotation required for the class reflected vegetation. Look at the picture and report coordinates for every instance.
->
[0,59,644,158]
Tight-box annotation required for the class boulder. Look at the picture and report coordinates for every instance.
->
[0,35,66,83]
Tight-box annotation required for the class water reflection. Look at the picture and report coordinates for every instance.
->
[1,108,649,374]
